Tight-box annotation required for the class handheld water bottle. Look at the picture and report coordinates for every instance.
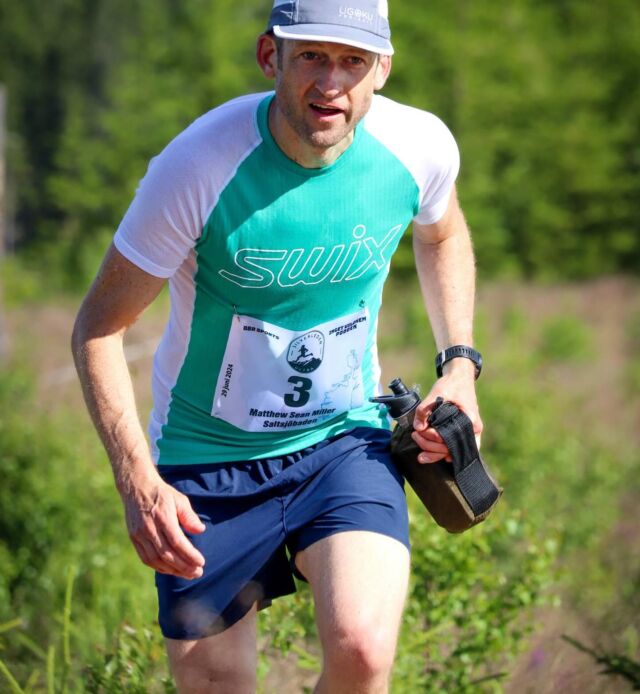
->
[372,378,503,533]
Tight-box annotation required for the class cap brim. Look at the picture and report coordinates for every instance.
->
[273,24,394,56]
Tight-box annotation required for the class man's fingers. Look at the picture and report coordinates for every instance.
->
[157,530,204,578]
[416,427,445,443]
[135,532,202,579]
[145,508,205,573]
[123,481,207,579]
[418,452,453,464]
[412,402,434,432]
[411,428,447,451]
[148,526,201,576]
[411,429,452,464]
[129,512,204,578]
[158,523,205,573]
[132,537,176,575]
[174,493,206,535]
[164,494,206,567]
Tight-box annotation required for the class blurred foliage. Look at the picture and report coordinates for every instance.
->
[83,624,176,694]
[0,367,165,690]
[626,311,640,398]
[391,505,556,692]
[0,0,639,290]
[535,315,593,362]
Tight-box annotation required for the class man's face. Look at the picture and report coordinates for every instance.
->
[266,38,391,153]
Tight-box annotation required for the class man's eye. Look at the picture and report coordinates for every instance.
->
[300,51,319,60]
[346,56,366,66]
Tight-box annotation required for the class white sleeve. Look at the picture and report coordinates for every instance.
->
[412,116,460,226]
[113,142,207,279]
[364,97,460,227]
[113,93,269,278]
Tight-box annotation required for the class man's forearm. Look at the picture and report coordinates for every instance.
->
[413,213,476,354]
[410,202,481,453]
[71,326,159,493]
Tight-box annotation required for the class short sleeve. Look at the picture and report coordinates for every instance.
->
[363,97,460,228]
[412,117,460,226]
[113,142,206,278]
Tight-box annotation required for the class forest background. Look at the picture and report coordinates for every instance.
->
[0,0,639,692]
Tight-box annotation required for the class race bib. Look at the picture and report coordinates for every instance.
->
[212,308,369,432]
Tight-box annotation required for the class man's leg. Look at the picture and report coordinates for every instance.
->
[295,530,410,694]
[165,603,258,694]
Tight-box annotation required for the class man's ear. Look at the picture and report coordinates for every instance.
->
[373,55,392,91]
[257,33,278,79]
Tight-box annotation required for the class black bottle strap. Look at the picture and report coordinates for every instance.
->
[428,399,500,515]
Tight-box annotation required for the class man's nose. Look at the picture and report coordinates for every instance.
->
[315,62,344,96]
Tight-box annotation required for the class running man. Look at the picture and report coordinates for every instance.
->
[72,1,483,691]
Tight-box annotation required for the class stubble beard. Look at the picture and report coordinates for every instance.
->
[275,80,373,153]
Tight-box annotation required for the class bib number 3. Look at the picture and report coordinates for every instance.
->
[212,308,368,432]
[284,376,312,408]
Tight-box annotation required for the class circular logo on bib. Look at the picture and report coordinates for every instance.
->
[287,331,324,373]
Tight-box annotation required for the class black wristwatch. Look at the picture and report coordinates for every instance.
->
[435,345,483,380]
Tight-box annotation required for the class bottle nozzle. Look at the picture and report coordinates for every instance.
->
[389,378,409,396]
[370,378,421,421]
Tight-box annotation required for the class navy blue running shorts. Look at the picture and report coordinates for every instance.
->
[155,426,410,640]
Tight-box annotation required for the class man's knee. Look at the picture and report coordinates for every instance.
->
[323,620,397,682]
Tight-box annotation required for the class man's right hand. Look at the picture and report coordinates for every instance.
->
[120,473,206,580]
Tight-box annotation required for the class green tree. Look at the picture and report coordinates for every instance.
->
[1,0,639,282]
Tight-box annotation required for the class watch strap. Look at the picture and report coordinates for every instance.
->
[435,345,482,379]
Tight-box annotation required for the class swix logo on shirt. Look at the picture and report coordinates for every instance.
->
[218,223,404,289]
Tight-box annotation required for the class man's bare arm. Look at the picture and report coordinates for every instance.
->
[410,187,482,463]
[72,244,205,578]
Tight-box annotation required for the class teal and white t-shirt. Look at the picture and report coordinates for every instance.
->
[114,92,459,465]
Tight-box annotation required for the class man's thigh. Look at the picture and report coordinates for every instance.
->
[165,603,258,694]
[295,530,410,660]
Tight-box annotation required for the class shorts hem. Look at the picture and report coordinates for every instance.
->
[158,583,297,641]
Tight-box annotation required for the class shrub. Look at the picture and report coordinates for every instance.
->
[0,366,163,689]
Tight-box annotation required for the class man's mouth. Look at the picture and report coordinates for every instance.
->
[309,103,344,117]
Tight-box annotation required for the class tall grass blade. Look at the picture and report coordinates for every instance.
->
[0,619,23,635]
[60,565,77,694]
[23,668,40,694]
[15,633,47,661]
[0,657,26,694]
[63,566,77,666]
[46,646,55,694]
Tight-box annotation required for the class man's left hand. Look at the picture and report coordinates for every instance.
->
[410,360,482,464]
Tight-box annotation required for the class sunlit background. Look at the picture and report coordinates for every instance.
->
[0,1,639,692]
